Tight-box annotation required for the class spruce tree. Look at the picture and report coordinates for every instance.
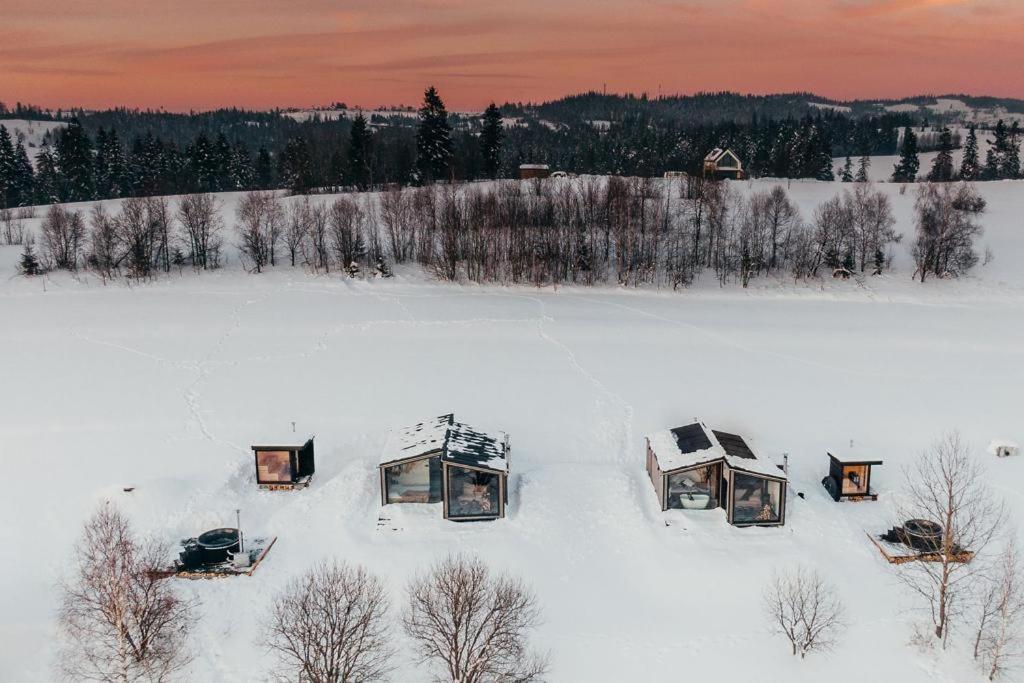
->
[891,127,919,182]
[479,103,504,180]
[959,126,979,180]
[347,113,372,190]
[855,154,871,183]
[19,241,41,275]
[415,86,453,183]
[927,127,954,182]
[255,147,274,189]
[840,155,854,182]
[12,140,34,206]
[55,121,95,202]
[1004,121,1021,179]
[982,147,999,181]
[0,125,15,208]
[34,146,60,205]
[278,136,314,194]
[991,119,1009,179]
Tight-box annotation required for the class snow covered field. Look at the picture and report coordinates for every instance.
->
[1,178,1023,681]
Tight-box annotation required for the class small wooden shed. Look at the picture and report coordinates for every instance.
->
[823,451,881,501]
[252,435,315,490]
[518,164,551,180]
[379,414,510,522]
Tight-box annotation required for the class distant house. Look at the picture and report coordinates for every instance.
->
[645,421,787,526]
[518,164,551,180]
[379,414,510,521]
[252,435,315,489]
[703,148,744,180]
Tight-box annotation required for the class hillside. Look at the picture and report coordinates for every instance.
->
[1,177,1023,682]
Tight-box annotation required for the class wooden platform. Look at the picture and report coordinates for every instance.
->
[259,475,313,491]
[154,536,277,579]
[867,533,973,565]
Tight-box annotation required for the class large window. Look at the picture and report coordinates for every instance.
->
[731,472,783,524]
[385,456,442,503]
[256,450,292,483]
[446,466,501,518]
[667,464,719,510]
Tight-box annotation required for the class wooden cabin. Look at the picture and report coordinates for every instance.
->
[702,148,744,180]
[646,421,787,527]
[823,450,881,501]
[252,435,315,490]
[379,414,510,521]
[518,164,551,180]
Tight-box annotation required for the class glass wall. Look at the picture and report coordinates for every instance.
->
[731,472,783,524]
[256,450,292,483]
[385,456,442,503]
[446,466,501,518]
[666,464,719,509]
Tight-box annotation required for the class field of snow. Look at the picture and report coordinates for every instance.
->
[2,178,1024,682]
[0,118,67,152]
[832,126,997,182]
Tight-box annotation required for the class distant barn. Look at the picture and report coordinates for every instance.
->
[518,164,551,180]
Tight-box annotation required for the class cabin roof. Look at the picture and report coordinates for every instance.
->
[518,163,550,170]
[827,451,883,466]
[251,434,314,451]
[381,414,508,472]
[704,148,742,168]
[647,421,785,480]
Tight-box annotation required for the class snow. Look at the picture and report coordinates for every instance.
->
[832,126,994,182]
[809,102,852,113]
[0,118,67,150]
[3,178,1024,681]
[380,414,452,463]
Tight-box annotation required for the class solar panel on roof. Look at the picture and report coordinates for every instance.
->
[713,430,756,459]
[671,423,713,453]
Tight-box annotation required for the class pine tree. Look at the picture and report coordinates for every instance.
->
[959,126,979,180]
[415,86,453,183]
[0,125,15,208]
[255,147,274,189]
[19,241,41,275]
[891,127,919,182]
[991,119,1009,179]
[12,139,34,206]
[855,154,871,183]
[347,113,372,190]
[278,136,314,194]
[479,103,504,180]
[840,155,854,182]
[34,146,60,205]
[1004,121,1021,179]
[927,128,954,182]
[55,121,95,202]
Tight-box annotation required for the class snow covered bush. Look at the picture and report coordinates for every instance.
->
[57,503,196,682]
[763,566,845,658]
[262,560,393,683]
[403,555,548,683]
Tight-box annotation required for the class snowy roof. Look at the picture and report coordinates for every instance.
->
[647,421,786,480]
[518,163,550,170]
[381,414,509,472]
[703,148,742,168]
[251,433,314,450]
[988,439,1020,456]
[827,446,882,465]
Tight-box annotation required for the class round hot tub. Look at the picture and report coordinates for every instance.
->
[903,519,943,551]
[197,528,240,564]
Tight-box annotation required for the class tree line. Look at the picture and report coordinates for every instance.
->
[890,121,1022,183]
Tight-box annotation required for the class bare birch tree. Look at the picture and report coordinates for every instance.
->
[403,555,548,683]
[974,537,1024,680]
[176,193,223,270]
[263,560,393,683]
[896,432,1006,645]
[763,566,845,658]
[57,503,195,682]
[40,204,85,270]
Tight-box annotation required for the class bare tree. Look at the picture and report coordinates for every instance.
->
[896,432,1006,644]
[116,197,156,279]
[763,566,846,658]
[263,560,392,683]
[1,207,26,245]
[912,183,986,282]
[87,204,121,281]
[403,555,548,683]
[283,198,310,267]
[40,204,85,270]
[176,194,223,270]
[974,537,1024,680]
[57,503,195,682]
[306,200,331,273]
[236,191,273,272]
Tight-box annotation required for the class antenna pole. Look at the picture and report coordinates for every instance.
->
[236,509,244,553]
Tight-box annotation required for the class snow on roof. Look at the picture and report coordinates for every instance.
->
[704,148,724,162]
[519,163,550,170]
[827,444,883,464]
[251,432,314,449]
[380,414,509,472]
[988,439,1020,456]
[647,421,786,480]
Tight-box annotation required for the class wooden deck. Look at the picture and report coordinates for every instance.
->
[259,475,313,491]
[867,532,973,565]
[153,537,277,579]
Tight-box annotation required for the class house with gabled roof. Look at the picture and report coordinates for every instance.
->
[703,148,744,180]
[379,414,510,521]
[645,421,787,526]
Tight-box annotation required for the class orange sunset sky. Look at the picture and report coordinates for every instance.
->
[1,0,1022,111]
